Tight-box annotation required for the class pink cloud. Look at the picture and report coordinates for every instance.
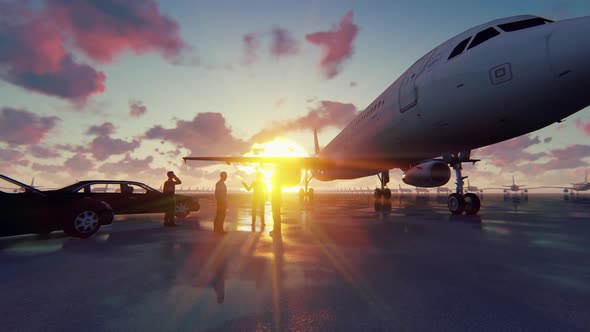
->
[0,108,60,145]
[46,0,187,63]
[241,32,261,65]
[129,100,147,118]
[270,27,299,57]
[86,122,117,136]
[0,0,187,101]
[474,135,545,169]
[29,145,62,159]
[305,11,359,79]
[574,118,590,136]
[145,112,249,155]
[0,12,106,100]
[89,136,141,160]
[98,154,166,179]
[250,100,358,142]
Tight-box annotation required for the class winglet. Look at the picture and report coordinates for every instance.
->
[313,128,320,156]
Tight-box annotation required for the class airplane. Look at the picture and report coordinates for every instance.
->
[185,15,590,215]
[544,170,590,193]
[464,180,483,193]
[436,187,451,194]
[570,171,590,192]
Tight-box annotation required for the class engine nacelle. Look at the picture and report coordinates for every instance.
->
[276,165,303,187]
[402,161,451,188]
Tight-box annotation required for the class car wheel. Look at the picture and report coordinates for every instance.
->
[175,202,190,218]
[64,207,101,239]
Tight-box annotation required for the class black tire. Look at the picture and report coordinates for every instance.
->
[448,193,465,215]
[382,188,392,200]
[63,203,102,238]
[307,188,314,202]
[175,202,190,218]
[463,193,481,215]
[374,188,382,200]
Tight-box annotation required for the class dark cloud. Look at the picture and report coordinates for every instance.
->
[0,0,187,101]
[533,144,590,171]
[250,100,358,142]
[242,27,299,64]
[0,147,25,163]
[64,153,94,173]
[241,32,260,65]
[29,145,62,159]
[0,107,60,145]
[89,136,141,160]
[98,154,166,179]
[46,0,187,62]
[145,112,248,155]
[473,135,545,169]
[305,11,359,79]
[270,27,299,57]
[0,8,106,100]
[129,100,147,118]
[86,122,116,136]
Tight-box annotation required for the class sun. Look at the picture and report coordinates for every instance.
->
[238,138,308,192]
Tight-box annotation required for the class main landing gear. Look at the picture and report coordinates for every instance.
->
[299,170,314,205]
[374,171,392,211]
[446,152,481,215]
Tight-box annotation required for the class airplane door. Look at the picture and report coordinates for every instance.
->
[399,51,434,113]
[399,71,418,112]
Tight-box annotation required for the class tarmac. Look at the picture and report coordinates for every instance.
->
[1,192,589,331]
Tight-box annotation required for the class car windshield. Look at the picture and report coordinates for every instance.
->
[0,174,41,194]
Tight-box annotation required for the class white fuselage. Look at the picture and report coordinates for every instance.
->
[572,182,590,191]
[314,15,590,181]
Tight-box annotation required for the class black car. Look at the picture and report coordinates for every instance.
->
[0,174,114,238]
[55,180,200,218]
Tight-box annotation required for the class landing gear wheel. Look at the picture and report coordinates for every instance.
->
[307,188,314,202]
[382,188,392,200]
[448,193,466,215]
[175,202,190,218]
[374,188,383,200]
[463,193,481,215]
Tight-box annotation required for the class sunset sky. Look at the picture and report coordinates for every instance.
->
[1,0,589,191]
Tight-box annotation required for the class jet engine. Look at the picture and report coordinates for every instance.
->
[276,165,303,187]
[402,161,451,188]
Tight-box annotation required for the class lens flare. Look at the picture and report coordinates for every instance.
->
[239,138,308,192]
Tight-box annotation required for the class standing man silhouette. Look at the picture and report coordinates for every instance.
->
[163,171,182,227]
[270,173,283,236]
[242,172,267,229]
[214,171,228,234]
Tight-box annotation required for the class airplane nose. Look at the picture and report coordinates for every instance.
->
[548,16,590,78]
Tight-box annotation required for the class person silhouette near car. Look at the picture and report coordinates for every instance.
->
[163,171,182,227]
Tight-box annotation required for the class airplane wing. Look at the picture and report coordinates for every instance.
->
[183,156,330,169]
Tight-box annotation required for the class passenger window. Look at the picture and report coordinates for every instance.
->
[498,17,552,32]
[448,37,471,60]
[468,27,500,50]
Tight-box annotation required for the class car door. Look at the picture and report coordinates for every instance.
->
[0,191,46,236]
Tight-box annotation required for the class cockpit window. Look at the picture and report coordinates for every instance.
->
[498,17,553,32]
[467,27,500,50]
[448,37,472,60]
